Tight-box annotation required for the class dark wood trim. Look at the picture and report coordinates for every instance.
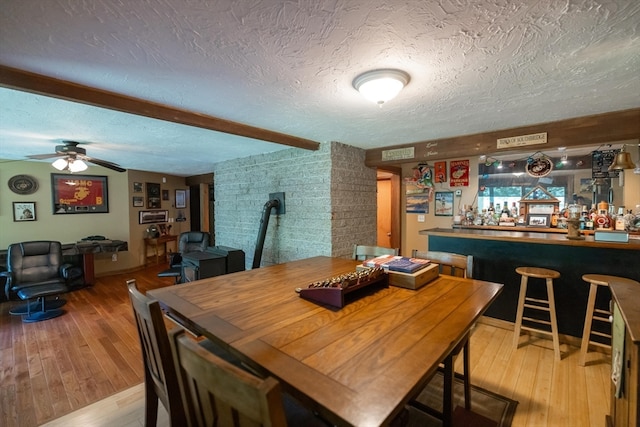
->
[0,64,320,152]
[365,108,640,167]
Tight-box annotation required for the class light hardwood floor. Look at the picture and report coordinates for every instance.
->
[1,265,610,427]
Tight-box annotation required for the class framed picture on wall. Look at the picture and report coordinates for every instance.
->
[146,182,161,208]
[434,191,454,216]
[133,182,143,193]
[13,202,36,222]
[175,189,187,208]
[132,196,144,207]
[51,174,109,214]
[139,210,169,224]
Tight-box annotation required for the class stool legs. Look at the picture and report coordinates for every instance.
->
[513,274,561,361]
[513,274,528,350]
[545,277,561,361]
[579,280,612,366]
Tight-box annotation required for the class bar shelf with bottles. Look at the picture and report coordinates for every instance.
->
[453,199,640,237]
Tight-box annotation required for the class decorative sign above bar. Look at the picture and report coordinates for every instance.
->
[497,132,547,149]
[382,147,414,161]
[591,149,620,179]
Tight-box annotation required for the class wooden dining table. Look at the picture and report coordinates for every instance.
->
[148,256,503,427]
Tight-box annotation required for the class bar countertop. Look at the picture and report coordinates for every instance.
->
[419,227,640,251]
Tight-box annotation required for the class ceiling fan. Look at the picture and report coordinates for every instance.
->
[27,140,126,173]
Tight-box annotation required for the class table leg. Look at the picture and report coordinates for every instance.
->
[82,253,95,285]
[442,353,454,427]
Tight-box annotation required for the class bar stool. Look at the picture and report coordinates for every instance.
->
[513,266,562,361]
[579,274,616,366]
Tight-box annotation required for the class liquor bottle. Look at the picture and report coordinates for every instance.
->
[510,202,518,218]
[551,208,559,228]
[487,203,495,216]
[502,201,510,216]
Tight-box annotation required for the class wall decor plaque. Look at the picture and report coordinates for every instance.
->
[8,175,38,195]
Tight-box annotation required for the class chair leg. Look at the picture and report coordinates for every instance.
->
[143,371,159,427]
[579,283,598,366]
[462,338,471,411]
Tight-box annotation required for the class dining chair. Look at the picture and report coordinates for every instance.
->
[411,249,473,278]
[169,328,330,427]
[127,279,187,427]
[352,244,398,261]
[409,250,474,418]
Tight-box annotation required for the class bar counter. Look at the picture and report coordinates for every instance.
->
[419,227,639,338]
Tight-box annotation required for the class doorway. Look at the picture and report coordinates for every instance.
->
[377,170,401,253]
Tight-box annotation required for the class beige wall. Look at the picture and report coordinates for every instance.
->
[1,160,189,276]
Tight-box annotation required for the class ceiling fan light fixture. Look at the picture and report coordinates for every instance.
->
[68,159,88,172]
[353,69,410,106]
[52,158,68,170]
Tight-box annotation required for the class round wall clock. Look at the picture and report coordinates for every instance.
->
[526,157,553,178]
[8,174,39,195]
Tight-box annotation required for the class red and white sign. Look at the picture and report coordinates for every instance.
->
[449,160,469,187]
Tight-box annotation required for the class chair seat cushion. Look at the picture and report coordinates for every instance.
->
[17,283,68,300]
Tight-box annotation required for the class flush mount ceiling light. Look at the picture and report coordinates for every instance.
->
[353,69,410,106]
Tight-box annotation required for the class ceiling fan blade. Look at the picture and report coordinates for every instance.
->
[85,156,127,173]
[27,153,65,160]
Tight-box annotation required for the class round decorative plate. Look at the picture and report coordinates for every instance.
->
[8,174,39,195]
[526,158,553,178]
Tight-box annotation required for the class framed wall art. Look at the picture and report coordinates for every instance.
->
[133,182,143,193]
[139,210,169,224]
[527,214,550,227]
[132,196,144,207]
[51,174,109,214]
[146,182,161,208]
[434,191,454,216]
[13,202,36,222]
[175,189,187,208]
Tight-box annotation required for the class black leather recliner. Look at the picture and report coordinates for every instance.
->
[157,231,209,284]
[1,241,83,322]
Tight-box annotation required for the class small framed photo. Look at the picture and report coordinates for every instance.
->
[527,214,550,227]
[434,191,454,216]
[132,196,144,207]
[175,189,187,209]
[162,189,169,201]
[133,182,143,193]
[13,202,36,222]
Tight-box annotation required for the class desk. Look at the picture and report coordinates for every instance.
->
[149,256,503,426]
[144,235,177,264]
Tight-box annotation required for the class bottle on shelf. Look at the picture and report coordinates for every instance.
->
[510,202,518,218]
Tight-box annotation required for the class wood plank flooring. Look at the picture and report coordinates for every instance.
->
[1,265,611,427]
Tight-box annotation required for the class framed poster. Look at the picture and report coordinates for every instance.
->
[175,189,187,208]
[449,160,470,187]
[139,210,169,224]
[13,202,36,221]
[133,182,143,193]
[51,174,109,214]
[434,191,454,216]
[146,182,161,208]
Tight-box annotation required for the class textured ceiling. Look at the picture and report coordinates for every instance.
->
[1,0,639,176]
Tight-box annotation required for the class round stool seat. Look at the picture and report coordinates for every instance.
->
[516,266,561,279]
[582,274,637,287]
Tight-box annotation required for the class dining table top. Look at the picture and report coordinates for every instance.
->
[148,256,503,426]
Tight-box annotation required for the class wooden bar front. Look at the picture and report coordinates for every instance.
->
[420,227,639,338]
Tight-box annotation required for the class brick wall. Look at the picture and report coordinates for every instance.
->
[212,141,377,268]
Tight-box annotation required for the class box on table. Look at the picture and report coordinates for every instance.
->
[387,263,439,290]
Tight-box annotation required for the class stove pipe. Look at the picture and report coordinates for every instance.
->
[252,198,280,269]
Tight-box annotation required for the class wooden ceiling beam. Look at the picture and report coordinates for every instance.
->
[0,64,320,151]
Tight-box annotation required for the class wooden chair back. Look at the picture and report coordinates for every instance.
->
[127,279,186,427]
[169,328,289,427]
[352,245,399,261]
[412,250,473,278]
